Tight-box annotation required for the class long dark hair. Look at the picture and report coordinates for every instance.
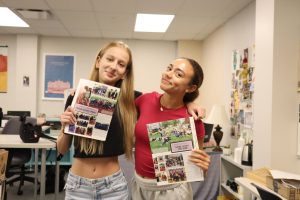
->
[182,58,204,103]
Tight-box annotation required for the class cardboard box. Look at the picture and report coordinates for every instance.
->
[0,179,5,200]
[0,150,8,200]
[0,150,8,181]
[266,175,300,200]
[246,167,271,187]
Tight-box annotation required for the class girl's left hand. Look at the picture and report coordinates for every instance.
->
[189,149,211,172]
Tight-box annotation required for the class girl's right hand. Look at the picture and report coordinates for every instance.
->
[60,106,76,126]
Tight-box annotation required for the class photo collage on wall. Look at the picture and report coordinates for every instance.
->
[230,45,255,138]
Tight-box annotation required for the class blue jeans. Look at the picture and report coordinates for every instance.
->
[65,170,129,200]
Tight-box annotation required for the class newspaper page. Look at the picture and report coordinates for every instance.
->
[147,117,204,186]
[64,79,120,141]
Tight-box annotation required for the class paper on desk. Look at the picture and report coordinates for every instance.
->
[270,170,300,181]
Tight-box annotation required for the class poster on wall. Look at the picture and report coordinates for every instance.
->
[230,46,255,138]
[0,46,8,93]
[43,54,75,100]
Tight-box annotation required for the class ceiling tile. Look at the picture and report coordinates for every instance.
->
[54,10,98,29]
[218,0,253,18]
[133,32,164,40]
[177,0,233,17]
[91,0,136,14]
[163,31,197,41]
[0,27,36,34]
[136,0,185,14]
[168,17,210,33]
[0,0,255,41]
[193,18,227,40]
[36,27,69,37]
[69,29,102,38]
[95,13,135,30]
[102,30,133,39]
[26,19,64,28]
[46,0,93,11]
[2,0,50,9]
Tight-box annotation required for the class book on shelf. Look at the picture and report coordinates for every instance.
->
[146,117,204,186]
[64,79,120,141]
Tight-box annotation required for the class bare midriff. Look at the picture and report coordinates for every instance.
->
[71,156,119,179]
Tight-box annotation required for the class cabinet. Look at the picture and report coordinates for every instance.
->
[220,155,252,200]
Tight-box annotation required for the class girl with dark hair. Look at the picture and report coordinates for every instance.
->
[132,57,210,200]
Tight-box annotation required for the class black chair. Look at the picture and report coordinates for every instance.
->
[251,183,282,200]
[2,117,36,195]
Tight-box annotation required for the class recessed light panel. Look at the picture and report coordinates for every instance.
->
[0,7,29,27]
[134,13,174,32]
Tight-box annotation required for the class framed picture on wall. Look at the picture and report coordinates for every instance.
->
[42,54,75,100]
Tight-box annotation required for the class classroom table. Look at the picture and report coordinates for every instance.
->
[0,134,59,200]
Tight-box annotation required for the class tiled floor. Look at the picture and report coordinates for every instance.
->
[5,174,66,200]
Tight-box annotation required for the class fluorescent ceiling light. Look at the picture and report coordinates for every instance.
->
[0,7,29,27]
[135,13,174,32]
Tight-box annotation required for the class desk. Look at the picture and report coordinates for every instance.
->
[235,177,287,200]
[0,135,59,200]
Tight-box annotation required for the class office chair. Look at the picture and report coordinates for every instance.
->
[2,116,37,195]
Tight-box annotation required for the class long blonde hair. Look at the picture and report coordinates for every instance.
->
[75,41,136,159]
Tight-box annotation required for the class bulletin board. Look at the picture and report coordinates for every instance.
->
[230,46,255,138]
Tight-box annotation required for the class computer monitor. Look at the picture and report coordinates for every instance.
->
[7,111,31,117]
[204,122,214,143]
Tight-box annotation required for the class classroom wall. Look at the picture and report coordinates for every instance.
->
[0,37,177,117]
[258,0,300,173]
[200,0,300,174]
[200,2,255,148]
[0,35,38,115]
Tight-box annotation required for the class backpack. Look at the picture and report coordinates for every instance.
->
[19,115,41,143]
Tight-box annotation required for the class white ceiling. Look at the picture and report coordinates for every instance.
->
[0,0,253,41]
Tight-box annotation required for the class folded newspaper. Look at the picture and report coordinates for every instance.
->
[64,79,120,141]
[147,117,204,185]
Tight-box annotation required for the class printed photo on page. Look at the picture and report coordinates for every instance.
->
[64,79,120,141]
[146,117,204,186]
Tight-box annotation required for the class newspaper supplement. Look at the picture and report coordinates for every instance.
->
[146,117,204,186]
[64,79,120,141]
